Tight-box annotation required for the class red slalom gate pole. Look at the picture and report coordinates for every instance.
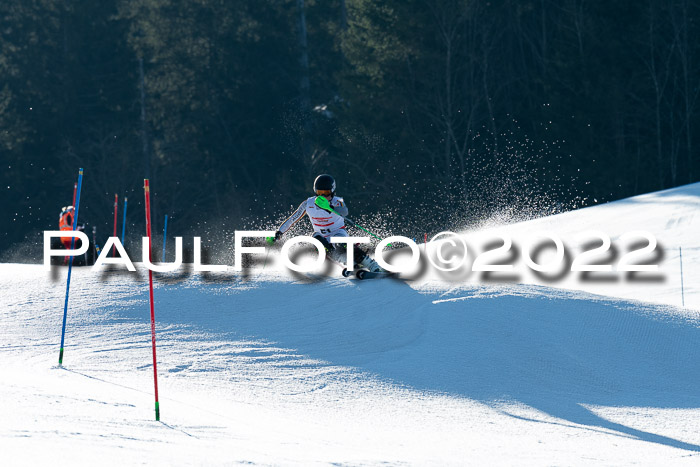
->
[144,180,160,421]
[112,194,118,257]
[72,183,77,207]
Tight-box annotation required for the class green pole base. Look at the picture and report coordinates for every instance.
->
[155,401,160,421]
[58,348,64,366]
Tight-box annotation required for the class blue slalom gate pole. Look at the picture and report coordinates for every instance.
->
[121,197,128,246]
[162,214,168,262]
[59,168,84,365]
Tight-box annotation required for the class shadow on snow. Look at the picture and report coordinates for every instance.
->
[116,277,700,452]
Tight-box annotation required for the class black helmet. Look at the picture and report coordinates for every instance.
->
[313,174,336,196]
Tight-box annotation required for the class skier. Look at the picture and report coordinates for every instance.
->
[53,205,91,265]
[267,174,383,273]
[58,206,77,249]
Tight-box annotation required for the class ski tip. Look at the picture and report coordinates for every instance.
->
[355,270,393,280]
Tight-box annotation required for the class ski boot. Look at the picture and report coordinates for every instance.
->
[358,255,383,272]
[350,255,387,279]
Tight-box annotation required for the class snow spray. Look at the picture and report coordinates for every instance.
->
[58,168,83,366]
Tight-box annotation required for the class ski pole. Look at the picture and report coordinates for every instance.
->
[92,226,97,265]
[314,197,387,244]
[112,194,118,257]
[92,226,101,263]
[59,168,84,365]
[343,215,383,242]
[121,197,128,246]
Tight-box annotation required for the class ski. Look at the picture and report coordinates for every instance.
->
[356,270,394,280]
[341,268,392,280]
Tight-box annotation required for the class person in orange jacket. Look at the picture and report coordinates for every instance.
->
[52,205,93,266]
[58,206,76,249]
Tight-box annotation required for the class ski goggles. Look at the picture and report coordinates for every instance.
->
[315,189,333,196]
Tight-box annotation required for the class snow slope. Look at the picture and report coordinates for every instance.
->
[453,181,700,309]
[1,183,700,465]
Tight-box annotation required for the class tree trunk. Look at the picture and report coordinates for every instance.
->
[297,0,310,114]
[648,1,665,189]
[297,0,312,173]
[139,57,151,180]
[340,0,348,31]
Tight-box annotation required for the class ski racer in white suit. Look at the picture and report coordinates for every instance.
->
[267,174,382,272]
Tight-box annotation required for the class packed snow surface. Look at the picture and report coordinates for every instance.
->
[1,183,700,465]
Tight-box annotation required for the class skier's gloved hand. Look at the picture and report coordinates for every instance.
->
[315,196,333,213]
[265,231,282,245]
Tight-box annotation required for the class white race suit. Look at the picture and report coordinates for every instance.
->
[278,196,349,239]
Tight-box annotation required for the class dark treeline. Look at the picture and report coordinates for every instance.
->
[2,0,699,258]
